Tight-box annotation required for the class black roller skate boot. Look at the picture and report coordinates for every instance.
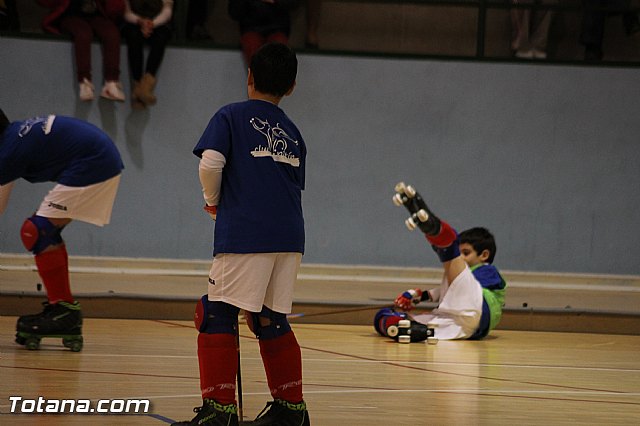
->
[172,399,239,426]
[240,399,310,426]
[393,182,441,235]
[15,301,83,352]
[386,319,435,344]
[17,301,52,324]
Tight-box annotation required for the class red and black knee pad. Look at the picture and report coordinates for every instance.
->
[20,215,64,255]
[247,306,291,340]
[194,295,239,334]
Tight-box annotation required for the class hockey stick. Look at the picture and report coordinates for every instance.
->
[236,328,243,420]
[286,304,395,320]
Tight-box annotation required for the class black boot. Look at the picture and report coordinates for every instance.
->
[172,399,239,426]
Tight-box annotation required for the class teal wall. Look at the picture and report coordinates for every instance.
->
[1,37,639,274]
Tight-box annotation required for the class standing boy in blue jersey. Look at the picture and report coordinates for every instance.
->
[173,43,309,426]
[0,109,123,351]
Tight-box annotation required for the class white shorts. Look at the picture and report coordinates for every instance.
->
[412,266,483,340]
[208,252,302,314]
[36,175,121,226]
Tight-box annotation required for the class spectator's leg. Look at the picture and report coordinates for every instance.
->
[90,15,121,82]
[306,0,322,48]
[530,1,556,58]
[187,0,210,39]
[122,23,144,82]
[59,15,94,82]
[266,31,289,46]
[240,31,266,66]
[145,25,172,76]
[580,0,606,61]
[510,5,529,52]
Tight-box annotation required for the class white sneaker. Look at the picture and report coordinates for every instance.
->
[79,78,94,101]
[100,81,126,102]
[515,49,534,59]
[532,49,547,59]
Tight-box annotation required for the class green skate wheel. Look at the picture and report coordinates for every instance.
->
[63,336,83,352]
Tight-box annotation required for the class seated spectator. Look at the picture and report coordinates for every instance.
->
[122,0,173,109]
[581,0,640,61]
[510,0,556,59]
[228,0,300,66]
[37,0,126,102]
[0,0,20,31]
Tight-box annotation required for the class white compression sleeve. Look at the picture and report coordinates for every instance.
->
[199,150,226,207]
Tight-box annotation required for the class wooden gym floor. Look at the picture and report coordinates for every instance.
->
[1,255,640,424]
[1,316,639,425]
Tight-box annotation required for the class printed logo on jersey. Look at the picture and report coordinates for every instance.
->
[249,117,300,167]
[18,115,55,137]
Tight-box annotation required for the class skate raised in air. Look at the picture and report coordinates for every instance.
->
[393,182,441,235]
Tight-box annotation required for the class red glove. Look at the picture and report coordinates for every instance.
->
[394,288,423,311]
[204,204,217,221]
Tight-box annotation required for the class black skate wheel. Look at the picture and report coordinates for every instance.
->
[15,335,26,345]
[63,337,83,352]
[25,337,40,350]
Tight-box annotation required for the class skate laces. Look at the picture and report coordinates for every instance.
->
[255,399,307,419]
[58,301,82,311]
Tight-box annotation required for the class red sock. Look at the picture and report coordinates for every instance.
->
[259,331,303,403]
[34,245,73,304]
[426,220,457,248]
[198,333,238,405]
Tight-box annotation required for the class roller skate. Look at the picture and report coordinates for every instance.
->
[374,308,436,344]
[387,318,436,344]
[240,399,309,426]
[15,301,83,352]
[172,399,239,425]
[393,182,441,235]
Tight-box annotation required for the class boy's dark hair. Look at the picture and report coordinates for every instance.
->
[459,227,497,264]
[249,43,297,97]
[0,108,9,134]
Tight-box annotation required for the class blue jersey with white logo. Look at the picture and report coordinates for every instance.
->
[194,100,306,255]
[0,115,123,187]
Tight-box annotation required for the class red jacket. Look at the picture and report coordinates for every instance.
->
[38,0,125,34]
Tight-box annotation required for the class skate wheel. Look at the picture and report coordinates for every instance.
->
[394,182,406,193]
[25,337,40,350]
[398,335,411,344]
[405,185,416,198]
[392,193,404,206]
[15,335,26,345]
[63,337,83,352]
[405,217,417,231]
[427,338,439,345]
[386,325,399,338]
[417,209,429,222]
[398,320,411,328]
